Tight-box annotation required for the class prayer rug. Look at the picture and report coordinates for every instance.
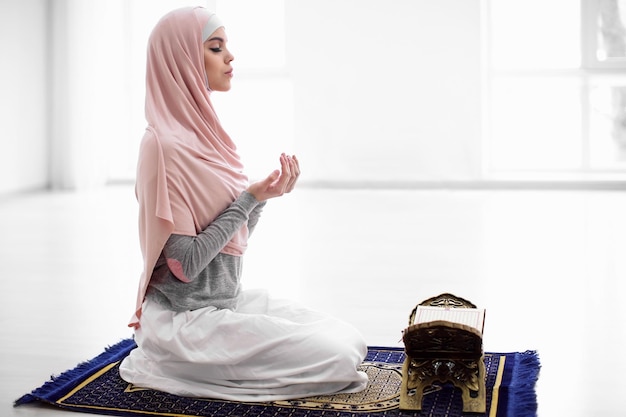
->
[15,339,540,417]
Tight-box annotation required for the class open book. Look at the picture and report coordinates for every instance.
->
[414,305,485,334]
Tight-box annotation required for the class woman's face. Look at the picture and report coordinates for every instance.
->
[203,27,234,92]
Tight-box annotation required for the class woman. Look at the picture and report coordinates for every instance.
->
[119,7,368,401]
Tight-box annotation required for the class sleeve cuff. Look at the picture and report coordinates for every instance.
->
[237,191,261,213]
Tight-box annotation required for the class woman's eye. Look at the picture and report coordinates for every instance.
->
[210,47,222,53]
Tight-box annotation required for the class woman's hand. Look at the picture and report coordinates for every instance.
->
[247,154,301,202]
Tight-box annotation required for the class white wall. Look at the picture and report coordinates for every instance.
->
[0,0,49,195]
[48,0,129,190]
[286,0,483,183]
[0,0,130,194]
[0,0,484,195]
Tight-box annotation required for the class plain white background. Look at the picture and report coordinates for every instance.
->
[1,1,626,416]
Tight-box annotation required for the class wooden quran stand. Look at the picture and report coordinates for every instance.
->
[400,293,486,413]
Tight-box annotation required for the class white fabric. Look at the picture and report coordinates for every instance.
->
[201,13,224,41]
[119,289,369,401]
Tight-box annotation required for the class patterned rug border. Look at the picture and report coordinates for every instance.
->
[15,339,540,417]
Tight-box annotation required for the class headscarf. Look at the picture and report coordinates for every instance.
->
[129,7,248,328]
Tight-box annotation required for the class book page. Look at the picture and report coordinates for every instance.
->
[414,306,485,333]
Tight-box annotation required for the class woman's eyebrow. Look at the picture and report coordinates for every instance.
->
[207,36,225,43]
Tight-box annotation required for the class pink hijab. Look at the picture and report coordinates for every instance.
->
[129,7,248,328]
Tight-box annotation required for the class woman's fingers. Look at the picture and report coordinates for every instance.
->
[274,154,291,194]
[285,155,300,193]
[248,154,300,201]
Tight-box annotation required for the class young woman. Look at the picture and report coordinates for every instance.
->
[119,7,368,401]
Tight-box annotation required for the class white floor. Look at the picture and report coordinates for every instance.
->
[2,185,625,416]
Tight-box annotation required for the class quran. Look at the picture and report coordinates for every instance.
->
[401,294,487,413]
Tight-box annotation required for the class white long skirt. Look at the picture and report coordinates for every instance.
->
[119,289,369,401]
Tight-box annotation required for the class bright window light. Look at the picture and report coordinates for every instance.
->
[216,0,286,71]
[490,0,580,70]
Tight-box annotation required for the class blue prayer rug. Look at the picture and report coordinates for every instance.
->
[15,338,539,417]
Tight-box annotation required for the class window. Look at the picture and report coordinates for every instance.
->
[486,0,626,180]
[583,0,626,67]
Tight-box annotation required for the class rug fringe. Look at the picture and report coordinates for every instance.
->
[14,338,137,407]
[505,350,541,417]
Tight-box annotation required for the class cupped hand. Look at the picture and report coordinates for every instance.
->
[247,154,301,202]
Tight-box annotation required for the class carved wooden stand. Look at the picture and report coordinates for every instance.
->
[400,293,486,413]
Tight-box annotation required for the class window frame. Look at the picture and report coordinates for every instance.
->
[581,0,626,69]
[484,0,626,181]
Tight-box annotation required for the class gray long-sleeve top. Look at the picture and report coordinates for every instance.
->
[145,191,265,312]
